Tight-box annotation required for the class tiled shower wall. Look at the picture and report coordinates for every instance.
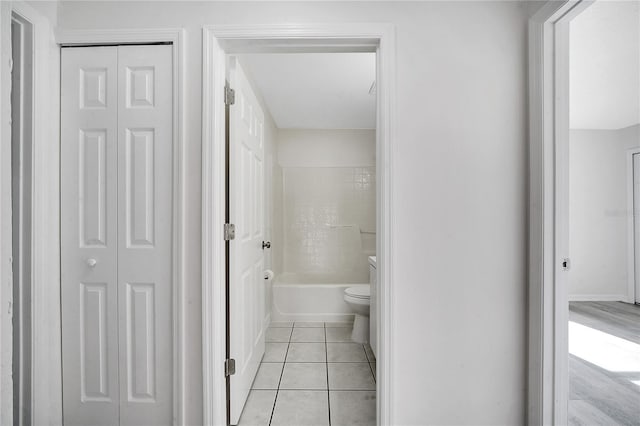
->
[274,129,376,283]
[282,167,376,282]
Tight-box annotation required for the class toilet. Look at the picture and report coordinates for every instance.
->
[344,285,370,343]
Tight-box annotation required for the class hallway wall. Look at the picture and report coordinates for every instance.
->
[55,2,530,424]
[569,124,640,301]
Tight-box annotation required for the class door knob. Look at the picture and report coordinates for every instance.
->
[87,258,97,267]
[262,241,271,250]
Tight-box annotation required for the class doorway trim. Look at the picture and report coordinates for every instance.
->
[1,2,59,424]
[55,27,186,425]
[201,23,396,426]
[528,1,592,424]
[0,4,10,422]
[627,148,640,304]
[10,10,34,426]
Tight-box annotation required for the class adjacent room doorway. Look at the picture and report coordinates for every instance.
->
[529,1,640,424]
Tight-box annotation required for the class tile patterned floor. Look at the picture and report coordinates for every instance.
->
[238,321,376,426]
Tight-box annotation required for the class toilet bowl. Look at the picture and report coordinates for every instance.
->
[344,285,370,343]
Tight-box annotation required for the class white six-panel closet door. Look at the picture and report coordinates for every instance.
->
[116,44,173,426]
[61,44,173,426]
[61,46,120,426]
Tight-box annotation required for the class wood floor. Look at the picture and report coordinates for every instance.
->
[569,302,640,426]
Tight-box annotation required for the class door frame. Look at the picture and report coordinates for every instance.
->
[1,2,59,424]
[54,27,186,424]
[627,148,640,304]
[528,1,593,424]
[201,24,396,426]
[10,10,34,426]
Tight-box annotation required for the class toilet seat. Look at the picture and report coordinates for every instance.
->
[345,285,370,300]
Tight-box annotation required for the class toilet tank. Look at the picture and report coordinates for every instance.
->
[369,256,377,359]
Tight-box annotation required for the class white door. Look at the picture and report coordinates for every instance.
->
[61,46,119,426]
[61,44,173,426]
[116,45,173,425]
[229,58,267,425]
[634,154,640,304]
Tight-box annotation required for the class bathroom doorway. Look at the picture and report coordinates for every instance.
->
[226,51,378,425]
[201,24,395,426]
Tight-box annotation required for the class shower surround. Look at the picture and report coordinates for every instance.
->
[271,129,376,322]
[283,166,376,283]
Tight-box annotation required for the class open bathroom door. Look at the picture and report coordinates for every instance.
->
[228,58,267,425]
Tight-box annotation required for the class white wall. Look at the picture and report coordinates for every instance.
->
[272,160,284,277]
[569,124,640,300]
[24,0,58,23]
[56,2,530,424]
[568,0,640,302]
[278,129,376,167]
[569,0,640,130]
[277,129,375,282]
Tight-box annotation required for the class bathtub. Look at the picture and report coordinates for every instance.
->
[271,272,368,322]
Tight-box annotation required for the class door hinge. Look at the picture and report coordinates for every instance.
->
[225,358,236,377]
[224,223,236,241]
[224,86,235,106]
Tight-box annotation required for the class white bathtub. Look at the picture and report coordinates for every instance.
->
[271,272,368,322]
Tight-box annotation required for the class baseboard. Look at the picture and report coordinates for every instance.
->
[568,294,628,302]
[271,312,355,323]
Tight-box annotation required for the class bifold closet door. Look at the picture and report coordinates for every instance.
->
[61,44,173,426]
[116,44,173,426]
[61,46,120,426]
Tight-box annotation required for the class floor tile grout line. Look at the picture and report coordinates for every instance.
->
[265,361,371,364]
[267,323,375,424]
[325,323,332,426]
[270,388,375,391]
[267,326,293,426]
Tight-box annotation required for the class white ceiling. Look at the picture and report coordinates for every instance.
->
[237,53,376,129]
[570,0,640,130]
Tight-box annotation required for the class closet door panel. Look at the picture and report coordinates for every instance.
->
[61,46,120,426]
[117,44,173,425]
